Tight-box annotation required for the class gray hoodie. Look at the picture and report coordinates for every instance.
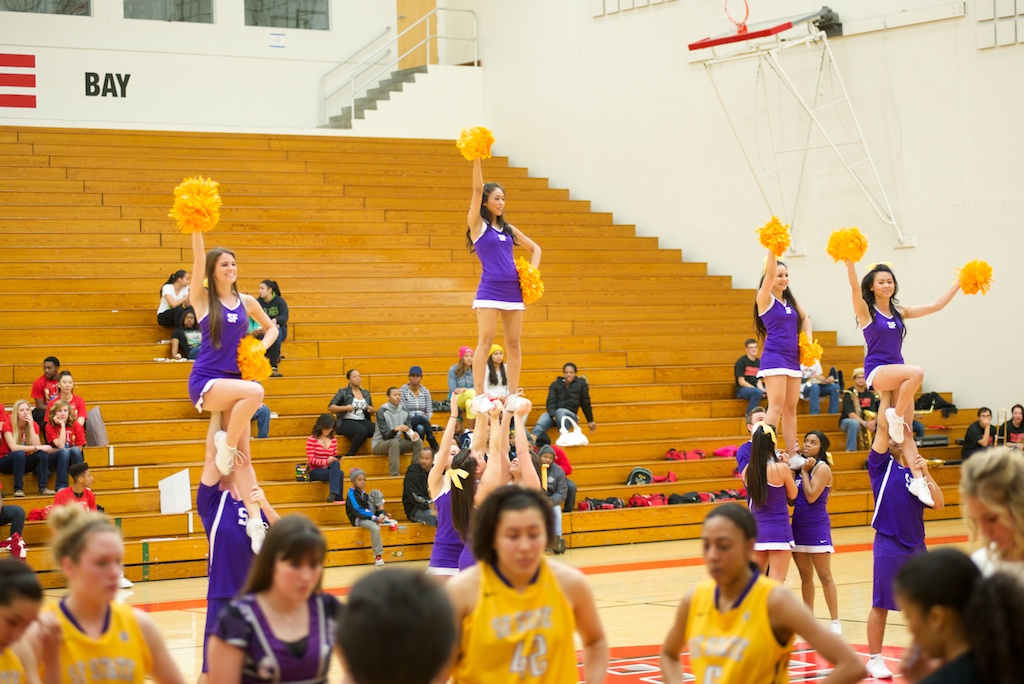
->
[372,401,412,446]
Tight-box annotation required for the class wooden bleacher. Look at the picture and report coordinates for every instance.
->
[0,127,973,586]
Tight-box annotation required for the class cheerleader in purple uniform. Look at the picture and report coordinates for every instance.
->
[791,430,841,636]
[741,422,797,582]
[755,250,811,455]
[465,158,541,417]
[864,391,945,680]
[844,261,958,506]
[426,399,468,578]
[188,231,278,550]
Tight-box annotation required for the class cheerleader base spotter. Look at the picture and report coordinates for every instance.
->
[472,299,525,311]
[757,367,803,379]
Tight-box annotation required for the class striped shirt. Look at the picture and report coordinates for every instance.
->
[400,384,433,418]
[306,436,338,469]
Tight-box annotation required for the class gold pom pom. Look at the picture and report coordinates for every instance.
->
[756,216,791,257]
[456,126,495,161]
[169,176,222,234]
[798,332,824,367]
[515,257,544,305]
[826,227,869,263]
[957,259,993,296]
[237,336,272,382]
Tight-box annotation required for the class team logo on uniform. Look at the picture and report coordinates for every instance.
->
[785,307,793,314]
[887,321,896,329]
[227,313,239,323]
[498,234,507,241]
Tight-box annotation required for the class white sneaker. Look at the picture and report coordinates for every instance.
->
[788,455,806,471]
[885,408,905,444]
[246,518,268,555]
[119,573,134,589]
[829,619,842,636]
[503,390,528,413]
[866,655,893,679]
[470,392,494,415]
[373,555,384,566]
[907,477,935,507]
[214,430,239,476]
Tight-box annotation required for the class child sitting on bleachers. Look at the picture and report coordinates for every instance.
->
[345,467,397,567]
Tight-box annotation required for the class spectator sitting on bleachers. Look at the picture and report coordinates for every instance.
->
[170,307,202,360]
[840,368,878,452]
[306,414,343,504]
[734,339,766,415]
[0,479,25,550]
[737,405,768,475]
[372,388,423,477]
[257,279,288,378]
[403,447,438,527]
[345,467,397,567]
[31,356,61,431]
[962,407,994,460]
[53,462,96,511]
[996,404,1024,449]
[252,402,271,439]
[537,449,568,554]
[48,371,86,428]
[329,369,376,458]
[448,346,476,425]
[484,344,509,397]
[401,366,439,452]
[533,432,576,512]
[157,269,190,327]
[0,399,54,497]
[44,400,85,492]
[800,360,841,415]
[530,363,596,439]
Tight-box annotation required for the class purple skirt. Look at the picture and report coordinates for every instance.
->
[188,369,241,410]
[474,278,524,309]
[792,519,833,552]
[873,532,923,610]
[758,349,800,374]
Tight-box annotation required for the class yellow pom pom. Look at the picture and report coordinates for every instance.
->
[456,126,495,161]
[798,332,824,367]
[825,227,869,263]
[756,216,791,257]
[957,259,993,296]
[515,257,544,305]
[237,336,272,382]
[168,176,222,234]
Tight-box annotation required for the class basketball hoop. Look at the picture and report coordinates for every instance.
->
[725,0,749,34]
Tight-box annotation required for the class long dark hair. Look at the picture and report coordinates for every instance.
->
[746,424,777,507]
[312,413,335,438]
[471,487,554,566]
[753,261,803,342]
[260,279,281,298]
[861,264,907,339]
[466,182,516,252]
[449,448,478,543]
[895,548,1024,684]
[243,515,326,594]
[161,269,187,294]
[487,358,507,388]
[204,247,239,350]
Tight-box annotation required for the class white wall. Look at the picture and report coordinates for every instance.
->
[476,0,1023,410]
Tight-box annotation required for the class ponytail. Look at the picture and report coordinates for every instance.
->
[161,269,187,294]
[261,279,281,298]
[746,424,776,507]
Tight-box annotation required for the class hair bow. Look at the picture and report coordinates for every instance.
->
[753,421,778,446]
[447,468,470,490]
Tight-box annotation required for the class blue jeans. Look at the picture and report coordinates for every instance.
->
[49,447,84,491]
[251,405,271,439]
[913,420,925,439]
[840,418,862,451]
[736,386,765,414]
[408,414,439,450]
[309,459,343,499]
[803,382,841,415]
[0,451,46,492]
[531,408,579,438]
[408,507,438,527]
[267,324,287,369]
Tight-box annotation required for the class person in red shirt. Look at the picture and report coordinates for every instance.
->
[30,356,61,430]
[46,371,86,429]
[52,462,96,511]
[0,400,54,497]
[44,401,86,492]
[306,414,343,503]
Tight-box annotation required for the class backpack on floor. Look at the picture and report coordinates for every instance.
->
[578,498,614,511]
[665,448,686,460]
[668,492,702,504]
[652,472,677,483]
[603,497,626,509]
[626,467,654,485]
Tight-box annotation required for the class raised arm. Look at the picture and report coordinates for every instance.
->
[845,260,870,326]
[190,232,209,318]
[476,404,509,504]
[429,403,462,499]
[511,226,542,269]
[900,282,959,320]
[755,247,777,313]
[467,159,484,237]
[512,400,541,490]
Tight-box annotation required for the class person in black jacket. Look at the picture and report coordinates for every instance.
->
[530,363,597,438]
[257,279,289,377]
[402,448,438,526]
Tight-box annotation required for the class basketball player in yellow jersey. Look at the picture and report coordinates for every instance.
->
[447,487,608,683]
[0,559,46,684]
[21,506,184,684]
[660,504,865,684]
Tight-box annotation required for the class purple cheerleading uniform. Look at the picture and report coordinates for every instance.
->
[213,592,340,684]
[735,441,753,475]
[792,462,833,552]
[751,481,794,550]
[458,537,477,571]
[868,448,928,610]
[862,308,904,388]
[757,297,800,377]
[473,223,524,310]
[188,298,248,409]
[428,488,464,572]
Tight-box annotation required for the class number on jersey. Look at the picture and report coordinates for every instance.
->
[509,635,548,678]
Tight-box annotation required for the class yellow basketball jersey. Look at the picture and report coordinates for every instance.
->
[44,601,152,684]
[453,559,577,684]
[0,647,27,683]
[685,574,793,684]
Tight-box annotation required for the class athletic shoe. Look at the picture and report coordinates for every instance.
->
[246,518,268,555]
[908,477,935,507]
[470,392,495,415]
[119,573,135,589]
[214,430,239,476]
[866,655,893,679]
[885,408,905,444]
[555,538,567,555]
[38,488,55,496]
[12,490,23,498]
[829,619,842,636]
[503,389,528,413]
[326,493,342,503]
[270,370,283,378]
[374,555,384,567]
[788,455,806,471]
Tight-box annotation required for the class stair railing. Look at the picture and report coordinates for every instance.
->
[320,25,393,126]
